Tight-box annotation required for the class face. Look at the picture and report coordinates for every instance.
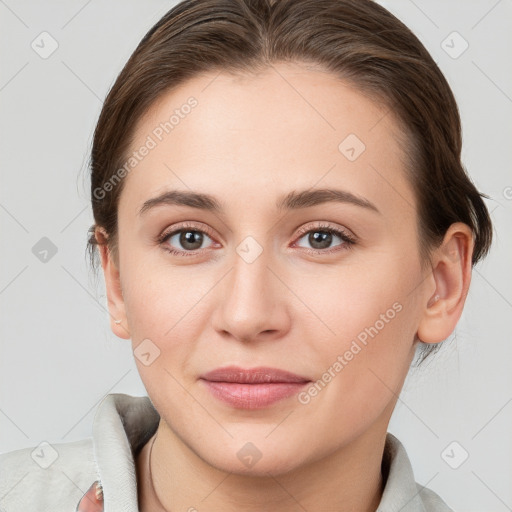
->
[107,61,432,475]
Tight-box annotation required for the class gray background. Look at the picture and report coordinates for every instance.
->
[1,1,511,510]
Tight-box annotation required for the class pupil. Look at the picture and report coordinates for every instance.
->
[181,230,202,250]
[310,231,331,249]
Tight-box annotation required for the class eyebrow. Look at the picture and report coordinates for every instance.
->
[139,188,381,216]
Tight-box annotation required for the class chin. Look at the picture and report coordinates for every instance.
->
[197,439,310,478]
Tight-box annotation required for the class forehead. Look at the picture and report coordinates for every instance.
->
[119,61,415,220]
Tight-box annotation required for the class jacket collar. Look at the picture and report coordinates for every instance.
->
[88,393,427,512]
[92,393,159,511]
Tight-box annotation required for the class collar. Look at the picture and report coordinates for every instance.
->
[87,393,433,511]
[91,393,159,511]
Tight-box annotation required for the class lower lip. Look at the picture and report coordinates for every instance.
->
[200,380,309,409]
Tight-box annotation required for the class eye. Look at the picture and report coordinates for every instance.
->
[157,222,217,257]
[293,223,356,254]
[156,221,356,258]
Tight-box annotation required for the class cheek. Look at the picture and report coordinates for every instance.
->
[294,256,419,403]
[292,256,415,348]
[120,256,216,376]
[291,297,416,453]
[119,242,203,334]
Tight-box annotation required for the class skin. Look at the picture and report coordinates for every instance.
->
[97,61,474,512]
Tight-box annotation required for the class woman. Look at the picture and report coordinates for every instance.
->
[0,0,493,510]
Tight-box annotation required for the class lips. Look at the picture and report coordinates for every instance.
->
[199,366,311,409]
[199,366,311,384]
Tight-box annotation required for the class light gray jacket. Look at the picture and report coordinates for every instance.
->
[0,393,454,511]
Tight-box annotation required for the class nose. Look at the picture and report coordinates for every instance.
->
[211,240,291,344]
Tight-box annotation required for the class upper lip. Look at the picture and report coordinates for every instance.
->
[200,366,311,384]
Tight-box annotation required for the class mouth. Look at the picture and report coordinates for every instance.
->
[199,366,312,409]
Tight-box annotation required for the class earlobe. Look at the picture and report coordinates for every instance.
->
[416,222,474,344]
[96,227,131,340]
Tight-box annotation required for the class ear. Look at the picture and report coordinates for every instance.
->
[416,222,474,344]
[96,227,131,340]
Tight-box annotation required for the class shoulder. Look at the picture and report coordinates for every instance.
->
[416,484,455,512]
[379,433,456,512]
[0,437,99,510]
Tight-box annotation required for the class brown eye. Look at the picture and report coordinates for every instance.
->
[173,230,206,251]
[300,230,336,250]
[157,222,218,257]
[294,224,356,254]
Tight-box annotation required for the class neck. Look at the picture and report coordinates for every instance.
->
[137,422,387,512]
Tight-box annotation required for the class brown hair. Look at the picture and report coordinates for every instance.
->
[87,0,493,364]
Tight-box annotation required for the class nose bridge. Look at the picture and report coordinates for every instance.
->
[214,234,285,341]
[229,235,273,313]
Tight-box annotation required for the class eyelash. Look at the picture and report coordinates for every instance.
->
[156,221,356,257]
